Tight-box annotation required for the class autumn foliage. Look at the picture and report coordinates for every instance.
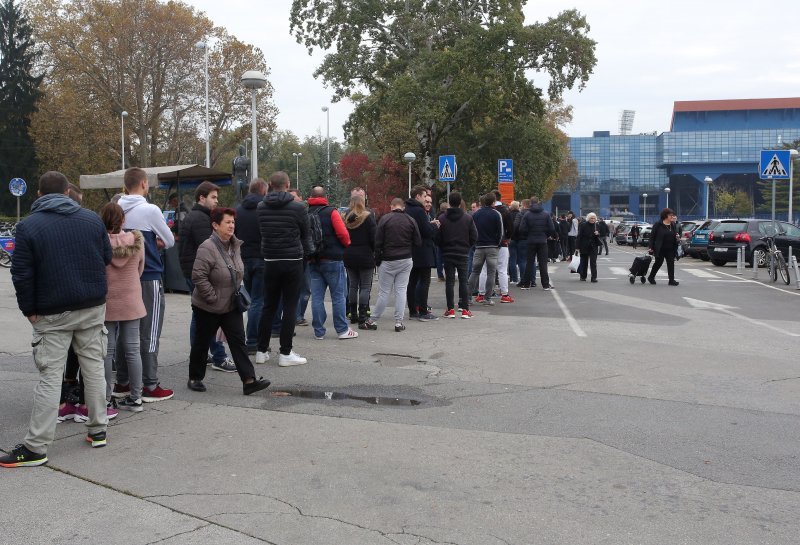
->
[339,152,409,215]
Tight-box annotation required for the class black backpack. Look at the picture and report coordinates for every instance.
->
[307,206,332,257]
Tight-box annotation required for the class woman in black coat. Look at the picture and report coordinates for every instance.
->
[576,212,602,282]
[343,195,377,327]
[647,208,680,286]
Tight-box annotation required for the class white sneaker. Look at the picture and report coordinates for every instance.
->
[337,328,359,339]
[255,351,269,364]
[278,351,307,367]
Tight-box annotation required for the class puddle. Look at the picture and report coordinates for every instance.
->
[269,389,422,406]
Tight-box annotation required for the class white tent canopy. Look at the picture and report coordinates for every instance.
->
[79,164,231,190]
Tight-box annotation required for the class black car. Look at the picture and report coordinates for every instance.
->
[706,219,800,266]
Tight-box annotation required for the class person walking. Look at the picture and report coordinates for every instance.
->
[343,194,377,329]
[630,224,641,250]
[597,217,610,255]
[468,193,503,305]
[405,185,439,321]
[647,208,680,286]
[435,192,478,319]
[187,207,271,394]
[518,197,556,291]
[576,212,602,283]
[234,179,268,353]
[3,172,112,467]
[364,198,421,331]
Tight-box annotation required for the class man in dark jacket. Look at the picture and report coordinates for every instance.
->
[365,198,421,331]
[467,193,503,305]
[518,197,556,290]
[435,192,478,318]
[477,190,513,303]
[597,217,610,255]
[235,178,268,352]
[3,171,112,467]
[405,185,440,321]
[177,181,235,372]
[307,186,358,340]
[558,214,570,261]
[256,172,311,366]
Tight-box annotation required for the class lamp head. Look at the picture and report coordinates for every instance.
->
[195,40,206,50]
[704,176,712,184]
[121,111,128,118]
[664,187,671,193]
[321,106,329,113]
[241,70,268,89]
[403,152,416,163]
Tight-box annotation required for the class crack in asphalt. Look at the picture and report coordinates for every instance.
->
[543,373,624,389]
[143,523,210,545]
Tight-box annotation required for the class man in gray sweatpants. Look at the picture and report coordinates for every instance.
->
[365,198,421,331]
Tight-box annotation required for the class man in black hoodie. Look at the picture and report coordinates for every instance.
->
[405,185,440,321]
[518,197,556,290]
[435,192,478,318]
[256,172,311,367]
[234,178,268,352]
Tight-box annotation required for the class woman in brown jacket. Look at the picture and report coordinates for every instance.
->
[188,207,270,395]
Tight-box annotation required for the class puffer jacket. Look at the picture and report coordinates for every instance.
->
[191,233,244,314]
[105,231,146,322]
[257,191,310,260]
[234,192,264,260]
[376,209,421,261]
[519,204,556,244]
[404,198,437,268]
[179,204,213,277]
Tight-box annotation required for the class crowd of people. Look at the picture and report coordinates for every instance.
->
[1,167,681,468]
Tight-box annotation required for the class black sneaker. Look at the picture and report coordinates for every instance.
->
[0,444,48,467]
[86,431,107,448]
[117,396,144,413]
[211,358,237,373]
[243,377,271,396]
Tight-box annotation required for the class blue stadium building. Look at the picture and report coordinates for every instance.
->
[547,98,800,220]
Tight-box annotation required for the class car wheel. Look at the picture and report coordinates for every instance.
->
[752,246,768,268]
[711,259,726,266]
[700,254,710,261]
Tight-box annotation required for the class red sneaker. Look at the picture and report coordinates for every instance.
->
[475,295,486,304]
[461,309,474,319]
[500,294,514,303]
[112,383,130,399]
[142,384,174,403]
[443,309,456,318]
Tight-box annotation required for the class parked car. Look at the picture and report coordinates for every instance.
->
[687,219,721,260]
[679,220,705,255]
[615,222,650,245]
[706,219,800,266]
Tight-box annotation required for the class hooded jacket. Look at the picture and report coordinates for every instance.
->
[234,192,264,260]
[257,190,310,260]
[404,197,437,267]
[343,210,376,269]
[118,194,174,281]
[435,207,478,260]
[11,193,112,317]
[191,233,244,314]
[179,203,213,277]
[519,203,556,244]
[105,231,147,322]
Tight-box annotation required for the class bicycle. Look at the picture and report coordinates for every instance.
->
[761,236,790,285]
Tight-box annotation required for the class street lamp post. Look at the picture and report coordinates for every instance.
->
[241,70,268,181]
[664,187,671,209]
[789,149,798,224]
[703,176,713,220]
[120,111,128,170]
[403,152,416,198]
[196,40,210,167]
[321,106,330,193]
[642,193,648,223]
[292,152,302,191]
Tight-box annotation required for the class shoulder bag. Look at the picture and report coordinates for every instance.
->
[212,238,251,313]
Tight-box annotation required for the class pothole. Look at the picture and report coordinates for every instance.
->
[270,389,422,406]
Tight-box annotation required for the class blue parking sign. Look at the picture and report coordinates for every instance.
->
[498,159,513,182]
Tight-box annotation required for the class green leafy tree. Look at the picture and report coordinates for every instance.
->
[290,1,596,196]
[0,0,42,214]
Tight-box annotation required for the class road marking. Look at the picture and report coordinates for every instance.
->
[709,268,800,297]
[685,269,719,278]
[550,289,587,337]
[684,297,800,337]
[609,267,630,275]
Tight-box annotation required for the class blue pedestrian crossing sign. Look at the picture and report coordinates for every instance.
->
[439,155,456,182]
[760,150,791,180]
[498,159,513,182]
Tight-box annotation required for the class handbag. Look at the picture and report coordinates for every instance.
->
[212,238,251,313]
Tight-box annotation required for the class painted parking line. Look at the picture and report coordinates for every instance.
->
[550,289,587,337]
[684,269,719,278]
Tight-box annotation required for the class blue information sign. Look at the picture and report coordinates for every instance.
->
[759,150,791,180]
[498,159,513,182]
[9,178,26,197]
[438,155,456,182]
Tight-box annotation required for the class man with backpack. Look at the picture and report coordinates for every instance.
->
[307,186,359,340]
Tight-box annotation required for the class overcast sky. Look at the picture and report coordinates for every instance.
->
[186,0,799,141]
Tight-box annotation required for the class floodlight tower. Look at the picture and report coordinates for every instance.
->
[619,110,636,135]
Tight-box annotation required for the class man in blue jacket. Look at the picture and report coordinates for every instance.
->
[2,171,113,468]
[467,193,503,305]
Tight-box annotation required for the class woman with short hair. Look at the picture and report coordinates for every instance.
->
[576,212,602,282]
[648,208,680,286]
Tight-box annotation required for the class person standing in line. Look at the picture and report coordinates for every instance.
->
[597,217,610,255]
[435,192,478,319]
[576,212,602,283]
[255,172,310,366]
[435,201,448,282]
[2,171,112,467]
[289,188,312,326]
[507,201,521,283]
[187,207,271,394]
[511,199,530,283]
[518,196,556,291]
[364,198,421,331]
[548,213,561,263]
[405,185,440,321]
[99,203,147,412]
[178,180,236,373]
[307,186,359,340]
[234,179,268,354]
[467,193,503,305]
[558,214,570,261]
[567,211,579,258]
[647,208,680,286]
[343,195,377,329]
[116,167,177,402]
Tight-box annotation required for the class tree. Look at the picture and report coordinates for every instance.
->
[28,0,276,176]
[0,0,42,214]
[290,1,596,195]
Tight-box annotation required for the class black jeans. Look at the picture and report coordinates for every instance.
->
[521,243,550,287]
[346,266,374,307]
[189,306,255,382]
[258,260,303,355]
[443,258,470,311]
[578,250,597,280]
[407,267,432,314]
[649,254,675,281]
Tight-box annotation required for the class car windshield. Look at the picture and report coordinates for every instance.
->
[699,220,714,230]
[714,222,746,233]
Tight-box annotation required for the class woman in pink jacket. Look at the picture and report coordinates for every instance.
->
[100,203,146,412]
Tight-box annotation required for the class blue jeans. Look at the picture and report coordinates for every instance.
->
[508,241,519,282]
[297,264,311,320]
[309,260,348,337]
[186,277,228,362]
[243,258,265,348]
[515,242,528,282]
